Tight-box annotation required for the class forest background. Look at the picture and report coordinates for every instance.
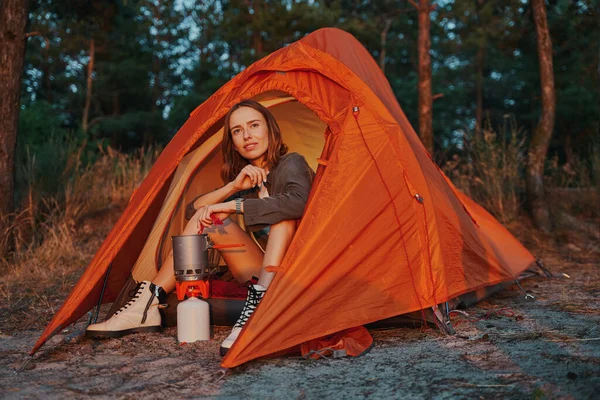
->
[0,0,598,289]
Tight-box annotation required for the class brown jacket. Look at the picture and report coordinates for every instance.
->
[186,152,314,231]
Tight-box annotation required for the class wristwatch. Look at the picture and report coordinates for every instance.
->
[235,198,244,214]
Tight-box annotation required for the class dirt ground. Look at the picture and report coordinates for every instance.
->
[0,212,599,399]
[1,257,598,399]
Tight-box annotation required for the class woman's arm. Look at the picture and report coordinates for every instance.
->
[185,181,237,220]
[243,153,314,226]
[185,164,269,220]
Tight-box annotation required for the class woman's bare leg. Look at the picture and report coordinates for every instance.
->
[152,211,263,292]
[219,219,297,352]
[257,219,296,288]
[201,216,264,282]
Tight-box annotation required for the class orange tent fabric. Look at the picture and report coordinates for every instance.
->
[32,28,535,368]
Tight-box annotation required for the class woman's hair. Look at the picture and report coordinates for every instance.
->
[221,99,288,183]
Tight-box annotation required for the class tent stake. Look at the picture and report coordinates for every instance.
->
[91,262,113,324]
[516,280,535,300]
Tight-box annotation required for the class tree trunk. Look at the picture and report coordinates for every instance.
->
[475,44,484,137]
[251,0,263,59]
[0,0,29,219]
[527,0,555,233]
[474,0,486,138]
[110,91,120,148]
[379,17,393,73]
[82,38,95,133]
[252,31,263,58]
[417,0,433,154]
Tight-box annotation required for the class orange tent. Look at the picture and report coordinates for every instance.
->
[32,28,535,368]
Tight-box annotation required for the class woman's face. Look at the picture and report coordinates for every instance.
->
[229,106,269,167]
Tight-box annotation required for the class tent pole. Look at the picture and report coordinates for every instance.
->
[91,262,113,324]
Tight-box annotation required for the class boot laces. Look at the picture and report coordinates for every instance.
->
[234,284,265,329]
[114,282,146,316]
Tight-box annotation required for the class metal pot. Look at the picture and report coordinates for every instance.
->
[172,234,243,282]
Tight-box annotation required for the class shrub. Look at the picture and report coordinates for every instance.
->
[443,118,525,224]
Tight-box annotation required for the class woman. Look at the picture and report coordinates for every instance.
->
[86,99,314,355]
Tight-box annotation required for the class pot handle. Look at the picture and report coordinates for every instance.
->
[210,244,245,250]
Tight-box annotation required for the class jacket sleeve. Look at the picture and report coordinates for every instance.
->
[185,188,254,220]
[243,154,314,226]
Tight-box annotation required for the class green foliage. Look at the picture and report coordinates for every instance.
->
[15,101,88,206]
[17,0,599,217]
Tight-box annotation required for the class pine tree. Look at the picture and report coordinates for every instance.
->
[527,0,555,232]
[0,0,30,220]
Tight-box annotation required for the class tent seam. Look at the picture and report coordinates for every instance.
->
[351,108,426,313]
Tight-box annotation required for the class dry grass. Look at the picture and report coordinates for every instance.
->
[0,146,159,331]
[443,121,599,227]
[62,145,159,215]
[545,140,600,189]
[443,120,525,224]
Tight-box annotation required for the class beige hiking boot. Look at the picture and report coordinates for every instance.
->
[86,281,165,338]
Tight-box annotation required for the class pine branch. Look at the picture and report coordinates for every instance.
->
[407,0,419,11]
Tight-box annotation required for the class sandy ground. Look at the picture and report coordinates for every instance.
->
[1,249,598,399]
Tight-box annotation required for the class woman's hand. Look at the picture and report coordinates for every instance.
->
[196,202,234,230]
[232,165,269,191]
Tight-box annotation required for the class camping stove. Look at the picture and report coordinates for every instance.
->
[172,234,243,300]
